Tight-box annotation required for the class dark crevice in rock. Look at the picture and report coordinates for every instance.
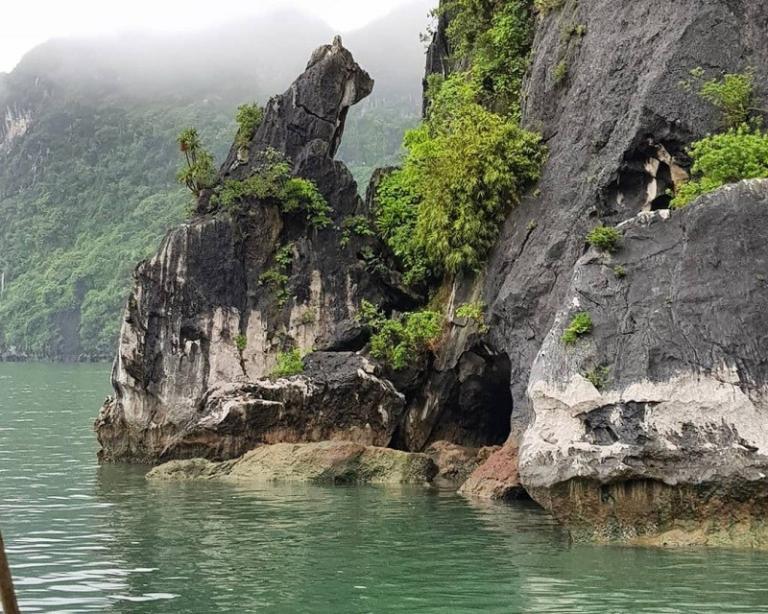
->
[602,136,689,219]
[581,402,658,447]
[401,347,514,451]
[330,104,349,158]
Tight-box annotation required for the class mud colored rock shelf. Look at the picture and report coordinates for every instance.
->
[147,441,437,485]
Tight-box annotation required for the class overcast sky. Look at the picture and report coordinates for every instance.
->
[0,0,421,73]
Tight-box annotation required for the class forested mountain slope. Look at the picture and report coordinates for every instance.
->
[0,2,431,359]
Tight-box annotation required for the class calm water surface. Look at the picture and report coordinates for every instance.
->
[2,363,768,613]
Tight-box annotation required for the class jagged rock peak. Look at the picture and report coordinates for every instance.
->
[225,36,373,173]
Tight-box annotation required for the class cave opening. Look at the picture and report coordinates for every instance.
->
[425,350,514,449]
[606,138,688,217]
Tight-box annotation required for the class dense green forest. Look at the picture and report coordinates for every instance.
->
[0,5,427,359]
[0,102,233,356]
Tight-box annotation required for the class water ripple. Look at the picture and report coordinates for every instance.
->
[2,363,768,613]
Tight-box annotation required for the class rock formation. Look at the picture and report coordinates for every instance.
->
[458,441,526,501]
[95,39,416,462]
[425,441,498,485]
[98,352,407,462]
[503,0,768,543]
[147,440,437,485]
[415,0,768,545]
[98,2,768,547]
[520,180,768,544]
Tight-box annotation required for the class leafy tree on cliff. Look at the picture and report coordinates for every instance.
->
[177,128,217,195]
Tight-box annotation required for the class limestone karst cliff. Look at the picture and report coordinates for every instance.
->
[98,1,768,547]
[522,180,768,545]
[96,39,414,462]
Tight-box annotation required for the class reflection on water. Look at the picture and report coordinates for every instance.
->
[2,363,768,613]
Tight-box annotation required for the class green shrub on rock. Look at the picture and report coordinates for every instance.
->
[340,215,376,248]
[586,225,621,252]
[562,311,593,345]
[177,128,217,195]
[455,302,488,333]
[213,148,332,229]
[443,0,536,110]
[358,301,444,370]
[376,1,544,286]
[235,103,264,147]
[377,77,544,282]
[534,0,565,15]
[258,243,294,307]
[235,334,248,353]
[584,365,610,390]
[272,349,305,378]
[699,71,754,129]
[671,125,768,209]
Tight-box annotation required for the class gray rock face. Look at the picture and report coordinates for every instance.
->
[458,440,526,501]
[520,180,768,543]
[482,0,768,439]
[0,74,40,155]
[414,0,768,543]
[97,352,404,462]
[422,4,452,117]
[95,40,412,463]
[412,0,768,472]
[396,275,514,451]
[221,36,374,178]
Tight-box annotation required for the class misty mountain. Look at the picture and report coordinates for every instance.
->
[0,1,434,359]
[3,2,430,105]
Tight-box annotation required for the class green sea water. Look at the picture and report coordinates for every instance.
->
[2,362,768,613]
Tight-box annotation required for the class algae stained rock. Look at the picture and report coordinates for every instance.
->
[147,441,437,485]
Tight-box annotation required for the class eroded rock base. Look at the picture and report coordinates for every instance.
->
[533,478,768,549]
[458,441,528,501]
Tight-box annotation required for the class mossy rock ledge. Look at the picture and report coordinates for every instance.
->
[146,441,438,485]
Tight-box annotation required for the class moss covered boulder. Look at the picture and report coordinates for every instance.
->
[146,441,437,485]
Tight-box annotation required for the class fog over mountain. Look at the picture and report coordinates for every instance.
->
[2,3,430,104]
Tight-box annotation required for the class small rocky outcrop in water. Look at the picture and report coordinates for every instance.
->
[458,441,526,501]
[425,441,498,484]
[146,441,437,485]
[97,353,406,462]
[520,180,768,545]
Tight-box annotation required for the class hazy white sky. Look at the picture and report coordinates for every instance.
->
[0,0,418,72]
